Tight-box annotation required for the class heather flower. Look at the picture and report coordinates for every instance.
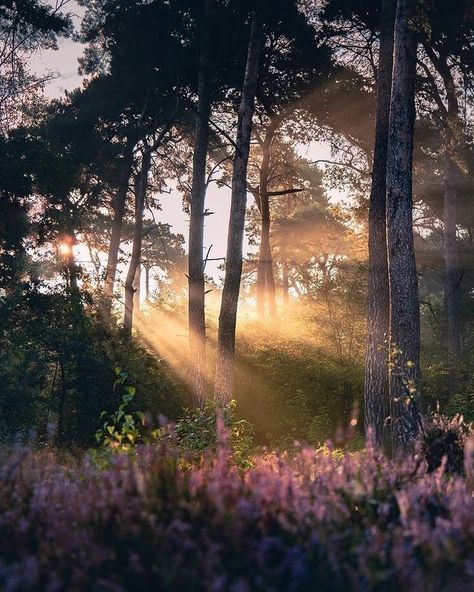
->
[0,442,473,591]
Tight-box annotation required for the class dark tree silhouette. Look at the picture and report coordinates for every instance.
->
[386,0,422,452]
[214,8,263,404]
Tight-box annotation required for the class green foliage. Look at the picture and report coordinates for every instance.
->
[94,391,254,468]
[0,285,187,446]
[174,400,254,467]
[224,315,364,447]
[95,367,160,451]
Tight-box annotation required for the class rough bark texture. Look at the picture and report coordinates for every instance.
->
[214,9,263,404]
[101,142,134,319]
[424,44,463,357]
[124,150,151,334]
[364,0,396,448]
[145,265,150,301]
[188,0,213,407]
[444,155,462,355]
[441,58,462,357]
[386,0,422,453]
[282,261,289,304]
[256,132,276,320]
[133,262,141,314]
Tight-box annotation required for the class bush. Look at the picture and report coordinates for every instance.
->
[94,392,255,469]
[1,443,474,591]
[174,400,254,466]
[421,413,472,475]
[0,286,187,446]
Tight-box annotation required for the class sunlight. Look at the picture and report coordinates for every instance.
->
[58,240,73,257]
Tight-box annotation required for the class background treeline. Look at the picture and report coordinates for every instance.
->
[0,0,473,448]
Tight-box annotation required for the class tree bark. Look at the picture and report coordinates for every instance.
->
[256,132,276,320]
[423,45,463,358]
[282,261,289,304]
[444,155,462,355]
[188,0,213,407]
[214,9,263,404]
[101,140,134,319]
[65,239,79,294]
[124,150,151,334]
[256,116,284,321]
[56,361,67,445]
[364,0,396,448]
[133,262,141,314]
[386,0,422,453]
[145,265,150,301]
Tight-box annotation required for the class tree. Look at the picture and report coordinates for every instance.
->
[188,0,214,406]
[140,221,185,302]
[123,115,174,333]
[251,8,332,321]
[0,0,70,132]
[386,0,422,452]
[123,147,151,334]
[80,0,192,319]
[101,136,135,318]
[364,0,396,447]
[214,8,263,404]
[417,2,474,359]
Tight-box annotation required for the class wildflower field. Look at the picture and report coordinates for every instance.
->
[1,441,474,592]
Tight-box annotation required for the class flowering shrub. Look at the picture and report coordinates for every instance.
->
[421,413,471,475]
[1,442,474,591]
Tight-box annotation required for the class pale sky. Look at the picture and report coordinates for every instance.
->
[32,0,335,282]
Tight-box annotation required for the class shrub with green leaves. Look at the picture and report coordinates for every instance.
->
[94,374,254,467]
[174,400,254,466]
[95,367,161,451]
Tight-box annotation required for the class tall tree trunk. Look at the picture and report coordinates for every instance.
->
[424,45,463,358]
[257,192,276,319]
[133,262,141,315]
[56,361,67,445]
[256,134,272,319]
[386,0,421,453]
[444,154,462,355]
[256,121,281,321]
[364,0,396,448]
[145,265,150,301]
[214,9,263,404]
[282,261,289,304]
[101,141,134,319]
[188,0,213,406]
[124,150,151,334]
[66,242,79,294]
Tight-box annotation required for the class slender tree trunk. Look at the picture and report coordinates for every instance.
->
[444,154,462,355]
[101,141,134,319]
[441,58,462,357]
[66,244,79,293]
[364,0,396,448]
[256,134,271,319]
[257,192,276,320]
[424,45,463,359]
[256,122,280,321]
[133,262,141,315]
[145,265,150,301]
[282,261,289,304]
[188,0,213,406]
[214,9,263,404]
[266,250,276,318]
[386,0,421,453]
[124,150,151,334]
[56,361,67,444]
